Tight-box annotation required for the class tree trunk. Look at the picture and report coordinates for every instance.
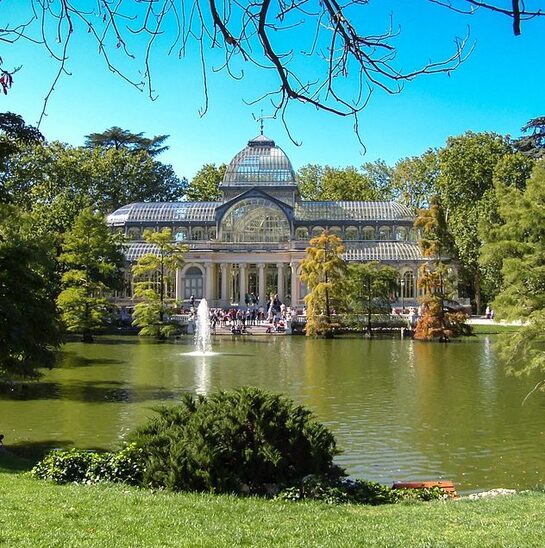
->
[475,270,481,315]
[82,330,94,343]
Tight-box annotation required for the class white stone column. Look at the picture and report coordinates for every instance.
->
[205,263,214,301]
[175,267,183,302]
[290,262,298,306]
[239,263,247,305]
[220,263,229,304]
[258,263,266,306]
[276,263,285,301]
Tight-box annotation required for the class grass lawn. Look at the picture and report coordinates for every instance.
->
[2,455,545,547]
[471,324,522,335]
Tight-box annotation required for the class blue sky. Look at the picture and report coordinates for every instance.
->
[2,1,543,180]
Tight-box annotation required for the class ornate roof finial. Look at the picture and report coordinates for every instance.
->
[252,110,270,136]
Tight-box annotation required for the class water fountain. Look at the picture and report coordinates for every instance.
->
[191,298,216,356]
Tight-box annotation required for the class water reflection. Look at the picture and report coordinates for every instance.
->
[2,334,545,493]
[195,358,211,396]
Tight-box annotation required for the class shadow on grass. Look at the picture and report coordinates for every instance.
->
[0,440,115,474]
[1,439,78,473]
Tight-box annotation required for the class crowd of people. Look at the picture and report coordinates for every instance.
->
[186,293,304,335]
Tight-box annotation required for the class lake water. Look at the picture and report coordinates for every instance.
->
[2,334,544,493]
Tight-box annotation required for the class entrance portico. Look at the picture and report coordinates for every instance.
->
[176,255,305,308]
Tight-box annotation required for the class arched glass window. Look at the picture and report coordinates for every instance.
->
[362,226,375,240]
[208,227,216,240]
[311,226,324,238]
[402,271,415,299]
[220,198,290,243]
[379,226,391,241]
[296,227,309,240]
[395,227,408,241]
[409,228,418,242]
[329,226,342,237]
[127,227,141,240]
[345,226,358,241]
[192,227,204,240]
[184,266,204,299]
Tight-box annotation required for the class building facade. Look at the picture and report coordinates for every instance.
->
[107,134,431,308]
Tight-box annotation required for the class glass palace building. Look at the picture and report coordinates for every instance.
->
[107,134,428,308]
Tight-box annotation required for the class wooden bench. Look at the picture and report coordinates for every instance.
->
[392,480,459,499]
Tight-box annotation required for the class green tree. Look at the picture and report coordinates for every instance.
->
[2,141,186,217]
[297,164,392,201]
[392,149,439,210]
[86,147,186,212]
[478,152,535,301]
[57,208,124,343]
[85,126,170,157]
[360,160,394,199]
[300,231,347,338]
[132,228,188,340]
[347,262,398,336]
[186,163,226,201]
[513,116,545,159]
[481,162,545,378]
[0,112,44,203]
[0,204,62,378]
[437,131,513,312]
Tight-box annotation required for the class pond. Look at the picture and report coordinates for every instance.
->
[2,334,544,494]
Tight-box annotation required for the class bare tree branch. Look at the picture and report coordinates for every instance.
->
[1,0,543,139]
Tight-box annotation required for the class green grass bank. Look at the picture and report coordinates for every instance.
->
[2,456,545,547]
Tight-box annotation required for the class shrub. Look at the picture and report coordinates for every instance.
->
[127,387,339,494]
[30,444,143,485]
[277,476,445,505]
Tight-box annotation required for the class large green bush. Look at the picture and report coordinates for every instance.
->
[128,387,339,494]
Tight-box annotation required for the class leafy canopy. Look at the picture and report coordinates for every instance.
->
[84,126,169,157]
[0,204,62,378]
[186,163,226,202]
[347,261,398,335]
[57,208,124,342]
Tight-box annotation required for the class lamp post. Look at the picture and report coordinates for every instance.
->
[400,278,405,314]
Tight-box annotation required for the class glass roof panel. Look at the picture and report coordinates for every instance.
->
[294,201,414,221]
[222,135,296,187]
[343,242,425,262]
[107,202,218,223]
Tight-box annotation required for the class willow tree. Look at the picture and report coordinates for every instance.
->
[132,228,188,340]
[300,231,347,338]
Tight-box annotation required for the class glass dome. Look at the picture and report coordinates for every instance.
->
[220,198,290,243]
[221,134,296,187]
